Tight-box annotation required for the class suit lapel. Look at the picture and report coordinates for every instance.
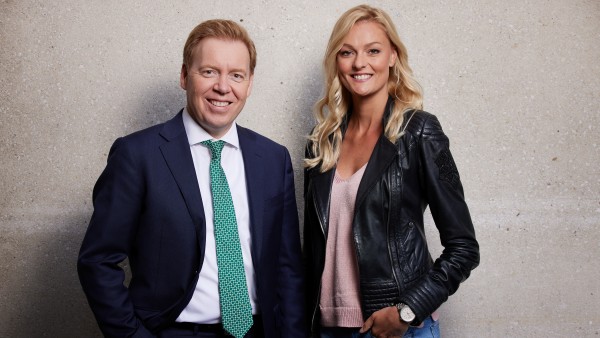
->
[355,96,398,209]
[308,135,397,236]
[237,126,265,265]
[159,111,207,258]
[355,134,397,209]
[308,168,335,236]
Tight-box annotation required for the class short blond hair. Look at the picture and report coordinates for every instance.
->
[183,19,257,73]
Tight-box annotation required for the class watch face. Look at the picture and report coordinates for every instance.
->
[401,305,416,322]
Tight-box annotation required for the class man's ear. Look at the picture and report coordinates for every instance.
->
[180,64,188,90]
[246,74,254,97]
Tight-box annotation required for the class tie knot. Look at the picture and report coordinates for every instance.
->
[201,140,225,160]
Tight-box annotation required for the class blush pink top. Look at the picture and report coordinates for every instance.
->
[319,164,367,328]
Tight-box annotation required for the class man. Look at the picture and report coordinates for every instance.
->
[78,20,306,338]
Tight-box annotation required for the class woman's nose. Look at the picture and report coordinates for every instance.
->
[353,52,367,69]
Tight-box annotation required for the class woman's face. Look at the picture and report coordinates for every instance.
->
[336,21,397,101]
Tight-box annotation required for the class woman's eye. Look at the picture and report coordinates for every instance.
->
[368,49,381,55]
[339,50,353,57]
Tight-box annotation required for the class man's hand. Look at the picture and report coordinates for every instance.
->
[359,306,409,338]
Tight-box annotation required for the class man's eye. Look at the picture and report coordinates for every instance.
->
[201,69,217,77]
[230,73,245,82]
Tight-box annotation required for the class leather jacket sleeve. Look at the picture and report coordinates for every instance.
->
[399,113,480,324]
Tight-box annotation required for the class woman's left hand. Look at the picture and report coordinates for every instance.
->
[360,306,409,338]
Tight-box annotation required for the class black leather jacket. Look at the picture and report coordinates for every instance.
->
[303,99,479,333]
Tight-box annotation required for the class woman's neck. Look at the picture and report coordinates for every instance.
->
[349,91,388,133]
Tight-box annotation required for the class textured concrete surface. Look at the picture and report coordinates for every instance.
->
[1,1,598,337]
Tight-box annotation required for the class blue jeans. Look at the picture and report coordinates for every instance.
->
[320,316,440,338]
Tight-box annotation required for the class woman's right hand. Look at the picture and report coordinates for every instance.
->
[359,306,409,338]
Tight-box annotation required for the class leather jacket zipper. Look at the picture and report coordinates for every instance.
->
[310,196,326,333]
[386,187,400,299]
[387,222,400,296]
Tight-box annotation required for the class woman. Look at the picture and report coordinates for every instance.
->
[303,5,480,338]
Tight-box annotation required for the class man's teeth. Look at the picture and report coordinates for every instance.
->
[210,100,229,107]
[353,74,371,80]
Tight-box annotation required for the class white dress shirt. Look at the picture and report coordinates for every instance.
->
[176,108,258,324]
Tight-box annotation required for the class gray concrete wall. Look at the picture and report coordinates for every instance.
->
[1,1,598,337]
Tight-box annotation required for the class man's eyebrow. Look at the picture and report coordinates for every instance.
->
[197,64,248,74]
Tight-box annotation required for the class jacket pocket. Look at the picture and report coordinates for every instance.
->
[396,220,431,285]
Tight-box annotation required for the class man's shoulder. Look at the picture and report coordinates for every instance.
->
[121,123,163,142]
[105,112,184,160]
[237,125,286,152]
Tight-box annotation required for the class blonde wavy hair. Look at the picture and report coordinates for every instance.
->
[305,4,423,172]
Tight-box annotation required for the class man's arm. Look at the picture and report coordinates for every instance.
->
[276,148,307,337]
[78,138,155,338]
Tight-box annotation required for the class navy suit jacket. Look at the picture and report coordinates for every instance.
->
[78,111,306,338]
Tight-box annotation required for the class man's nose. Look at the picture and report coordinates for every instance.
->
[213,75,231,94]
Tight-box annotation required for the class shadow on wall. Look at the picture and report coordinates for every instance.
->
[7,213,103,338]
[127,81,185,136]
[287,69,323,159]
[7,85,182,338]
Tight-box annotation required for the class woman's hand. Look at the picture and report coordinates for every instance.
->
[359,306,409,338]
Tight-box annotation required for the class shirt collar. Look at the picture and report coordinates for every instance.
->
[182,107,240,150]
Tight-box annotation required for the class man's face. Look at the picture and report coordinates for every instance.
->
[180,37,253,138]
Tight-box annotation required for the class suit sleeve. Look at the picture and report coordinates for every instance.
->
[399,114,480,324]
[77,138,155,338]
[277,147,308,337]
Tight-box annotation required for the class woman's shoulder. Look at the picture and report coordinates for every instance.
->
[402,109,445,139]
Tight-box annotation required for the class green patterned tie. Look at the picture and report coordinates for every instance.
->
[202,140,253,338]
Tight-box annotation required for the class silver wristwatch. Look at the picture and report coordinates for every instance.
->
[396,303,416,324]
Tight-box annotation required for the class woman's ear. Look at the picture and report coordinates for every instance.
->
[389,50,398,67]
